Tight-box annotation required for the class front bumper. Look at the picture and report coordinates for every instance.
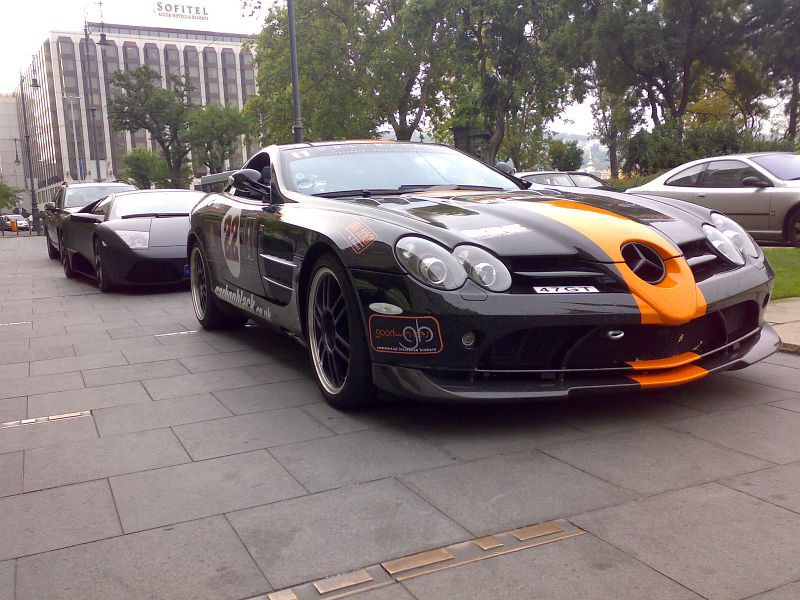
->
[104,244,189,286]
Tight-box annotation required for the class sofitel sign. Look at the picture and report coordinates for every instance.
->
[155,3,210,21]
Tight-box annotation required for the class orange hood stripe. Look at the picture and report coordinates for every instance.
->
[518,200,707,325]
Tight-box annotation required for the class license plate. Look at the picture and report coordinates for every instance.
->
[183,264,190,277]
[533,286,599,294]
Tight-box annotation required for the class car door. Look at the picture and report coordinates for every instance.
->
[659,163,707,203]
[67,198,109,266]
[697,160,771,232]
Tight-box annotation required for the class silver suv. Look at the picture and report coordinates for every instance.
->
[628,152,800,245]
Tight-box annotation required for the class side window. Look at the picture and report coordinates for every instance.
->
[92,197,113,218]
[703,160,762,188]
[665,164,706,187]
[53,188,64,209]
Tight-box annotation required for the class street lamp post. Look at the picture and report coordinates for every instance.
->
[82,22,104,182]
[287,0,303,142]
[18,73,40,233]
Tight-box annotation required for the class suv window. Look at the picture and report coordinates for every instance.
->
[570,174,604,188]
[665,164,706,187]
[703,160,762,188]
[527,174,573,186]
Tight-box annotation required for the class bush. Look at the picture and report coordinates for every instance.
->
[548,139,584,171]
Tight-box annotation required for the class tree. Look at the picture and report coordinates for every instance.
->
[187,104,248,174]
[121,149,170,189]
[0,176,21,211]
[548,139,583,171]
[592,86,641,179]
[108,66,194,188]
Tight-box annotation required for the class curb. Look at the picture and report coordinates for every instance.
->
[780,342,800,355]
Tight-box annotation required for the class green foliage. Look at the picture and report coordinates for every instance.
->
[610,171,664,190]
[0,176,21,211]
[120,149,170,190]
[763,248,800,300]
[187,104,248,174]
[108,66,194,188]
[547,139,584,171]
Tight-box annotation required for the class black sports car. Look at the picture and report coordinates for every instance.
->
[60,189,204,291]
[189,141,780,408]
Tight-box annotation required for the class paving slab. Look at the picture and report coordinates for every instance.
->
[0,415,97,454]
[748,581,800,600]
[0,396,26,423]
[173,406,332,460]
[346,585,416,599]
[0,361,28,378]
[400,451,632,536]
[28,331,111,350]
[722,462,800,514]
[27,381,151,417]
[722,362,800,393]
[64,319,141,334]
[0,560,13,600]
[764,352,800,369]
[0,480,121,561]
[271,428,456,492]
[106,321,190,339]
[111,450,306,532]
[642,375,796,413]
[402,530,700,600]
[72,336,163,356]
[668,405,800,464]
[121,341,218,364]
[771,397,800,413]
[227,478,469,589]
[0,371,84,400]
[143,367,265,399]
[0,452,22,497]
[574,483,800,600]
[93,393,231,436]
[23,428,190,491]
[0,343,74,366]
[179,349,282,373]
[299,401,411,435]
[541,426,771,496]
[15,516,269,600]
[214,379,321,414]
[82,359,189,387]
[29,350,127,376]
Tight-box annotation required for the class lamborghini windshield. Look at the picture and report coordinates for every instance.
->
[280,143,521,195]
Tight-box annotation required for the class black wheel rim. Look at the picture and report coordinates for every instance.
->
[60,237,69,272]
[308,267,350,395]
[190,247,208,319]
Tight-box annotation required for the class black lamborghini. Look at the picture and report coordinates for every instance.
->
[59,189,205,291]
[189,141,780,408]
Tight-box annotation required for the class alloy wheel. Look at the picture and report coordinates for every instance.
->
[308,267,351,395]
[190,246,208,320]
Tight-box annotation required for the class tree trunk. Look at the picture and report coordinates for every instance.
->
[787,77,799,143]
[608,137,619,180]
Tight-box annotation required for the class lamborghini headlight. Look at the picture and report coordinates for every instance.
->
[117,230,150,249]
[455,245,512,292]
[395,237,466,290]
[709,213,760,259]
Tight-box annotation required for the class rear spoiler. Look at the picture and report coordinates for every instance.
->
[199,170,235,191]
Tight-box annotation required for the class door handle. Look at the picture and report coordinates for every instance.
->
[697,193,707,198]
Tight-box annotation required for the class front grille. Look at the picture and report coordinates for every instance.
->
[505,255,624,293]
[477,301,759,372]
[126,261,182,283]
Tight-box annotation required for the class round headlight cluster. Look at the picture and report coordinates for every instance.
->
[703,213,760,265]
[395,236,512,292]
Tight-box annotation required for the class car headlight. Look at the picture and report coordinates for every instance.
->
[395,237,466,290]
[455,245,512,292]
[117,230,149,249]
[703,224,744,265]
[710,213,760,259]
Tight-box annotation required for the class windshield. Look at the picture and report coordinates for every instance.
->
[526,173,574,186]
[110,192,204,219]
[570,174,605,188]
[750,154,800,181]
[7,215,25,220]
[279,143,520,195]
[65,185,136,209]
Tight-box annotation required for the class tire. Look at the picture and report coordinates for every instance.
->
[306,254,376,409]
[785,209,800,247]
[46,229,59,259]
[94,239,113,293]
[59,232,74,279]
[190,243,248,330]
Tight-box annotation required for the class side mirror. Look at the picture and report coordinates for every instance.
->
[71,213,104,223]
[44,202,56,211]
[230,168,272,201]
[742,175,771,188]
[495,161,515,175]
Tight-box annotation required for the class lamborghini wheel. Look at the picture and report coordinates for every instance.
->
[59,233,74,279]
[190,243,247,329]
[94,239,113,293]
[307,254,376,409]
[46,229,59,259]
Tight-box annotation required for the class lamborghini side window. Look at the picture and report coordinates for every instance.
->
[665,164,705,187]
[92,197,113,218]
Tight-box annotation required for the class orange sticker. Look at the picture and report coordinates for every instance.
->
[343,220,377,254]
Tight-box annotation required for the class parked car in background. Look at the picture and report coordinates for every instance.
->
[1,214,30,231]
[517,171,621,192]
[59,189,203,292]
[628,153,800,245]
[43,181,137,258]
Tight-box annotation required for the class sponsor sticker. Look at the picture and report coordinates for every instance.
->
[369,315,443,354]
[533,286,600,294]
[221,207,242,278]
[214,284,272,320]
[460,223,532,240]
[342,220,377,254]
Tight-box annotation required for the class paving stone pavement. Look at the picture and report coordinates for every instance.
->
[2,234,800,600]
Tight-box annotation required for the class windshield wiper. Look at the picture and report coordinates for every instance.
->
[121,212,189,219]
[312,189,409,198]
[411,184,507,191]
